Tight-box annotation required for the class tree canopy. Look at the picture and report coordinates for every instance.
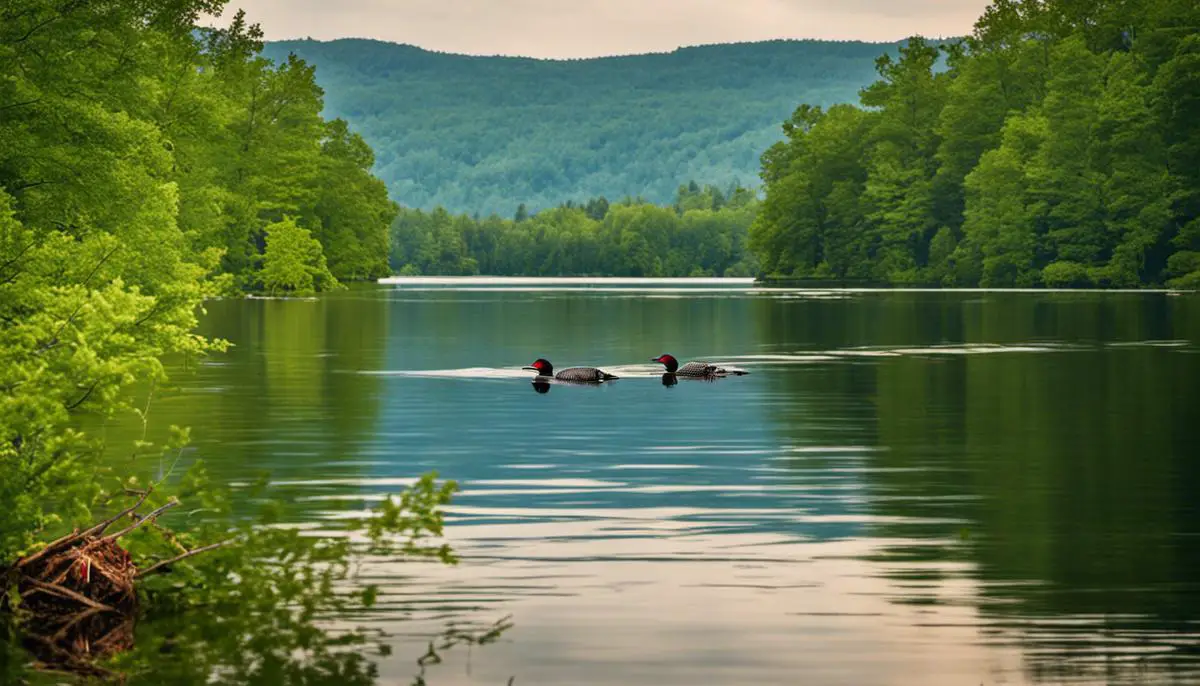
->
[0,0,396,561]
[0,3,466,679]
[260,217,340,295]
[749,1,1200,288]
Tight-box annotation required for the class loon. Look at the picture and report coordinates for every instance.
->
[523,358,618,383]
[652,354,748,378]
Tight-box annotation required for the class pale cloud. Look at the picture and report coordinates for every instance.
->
[209,0,991,58]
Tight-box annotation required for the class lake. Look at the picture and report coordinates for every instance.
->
[118,280,1200,685]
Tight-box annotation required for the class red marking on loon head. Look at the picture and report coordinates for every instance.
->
[652,354,679,373]
[523,358,553,375]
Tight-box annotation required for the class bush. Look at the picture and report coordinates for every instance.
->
[259,217,340,295]
[1042,261,1092,288]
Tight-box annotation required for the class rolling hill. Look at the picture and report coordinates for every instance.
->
[261,38,900,215]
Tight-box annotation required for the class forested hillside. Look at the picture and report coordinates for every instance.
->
[260,39,897,214]
[749,0,1200,288]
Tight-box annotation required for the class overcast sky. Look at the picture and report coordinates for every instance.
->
[210,0,992,58]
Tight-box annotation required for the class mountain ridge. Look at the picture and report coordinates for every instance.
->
[266,36,904,62]
[262,37,902,214]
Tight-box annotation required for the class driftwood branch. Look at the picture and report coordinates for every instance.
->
[7,487,228,678]
[23,579,116,613]
[50,606,106,643]
[13,529,83,570]
[136,539,235,578]
[86,487,153,537]
[97,498,179,543]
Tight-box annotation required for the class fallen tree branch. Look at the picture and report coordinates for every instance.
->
[97,498,179,544]
[5,493,231,677]
[85,487,154,538]
[50,606,107,643]
[23,579,116,613]
[136,539,236,578]
[18,489,155,570]
[13,529,84,571]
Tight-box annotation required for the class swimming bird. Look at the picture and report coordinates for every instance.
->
[523,358,618,383]
[651,354,748,378]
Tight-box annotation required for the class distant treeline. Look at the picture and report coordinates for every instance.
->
[389,183,759,277]
[750,0,1200,288]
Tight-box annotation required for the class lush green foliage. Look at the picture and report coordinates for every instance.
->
[0,2,456,680]
[260,217,340,295]
[106,468,464,685]
[0,0,395,565]
[261,38,899,215]
[390,183,760,276]
[1,460,485,684]
[0,1,394,296]
[750,1,1200,288]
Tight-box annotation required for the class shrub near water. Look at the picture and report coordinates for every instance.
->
[260,217,340,296]
[2,462,485,682]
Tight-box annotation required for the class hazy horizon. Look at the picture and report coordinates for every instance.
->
[208,0,991,59]
[264,34,917,59]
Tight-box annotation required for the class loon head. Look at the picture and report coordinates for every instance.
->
[523,358,553,376]
[652,354,679,374]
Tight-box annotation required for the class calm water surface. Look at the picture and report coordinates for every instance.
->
[123,282,1200,685]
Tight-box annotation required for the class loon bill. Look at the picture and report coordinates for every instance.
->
[651,354,748,378]
[523,358,618,383]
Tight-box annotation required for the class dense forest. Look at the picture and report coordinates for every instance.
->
[750,0,1200,288]
[389,183,759,277]
[1,5,395,298]
[261,38,898,214]
[1,0,400,556]
[1,3,470,681]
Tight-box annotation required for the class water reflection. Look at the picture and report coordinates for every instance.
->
[91,286,1200,685]
[758,291,1200,684]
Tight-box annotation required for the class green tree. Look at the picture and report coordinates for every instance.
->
[259,217,338,295]
[313,119,398,281]
[1091,52,1172,286]
[860,37,949,282]
[959,114,1044,287]
[750,3,1200,289]
[1156,34,1200,288]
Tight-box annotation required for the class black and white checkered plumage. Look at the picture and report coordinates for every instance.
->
[524,358,618,383]
[674,360,725,377]
[652,354,747,378]
[552,366,618,383]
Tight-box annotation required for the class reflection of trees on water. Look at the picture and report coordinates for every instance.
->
[755,292,1200,683]
[1,607,516,685]
[44,291,520,685]
[96,291,393,523]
